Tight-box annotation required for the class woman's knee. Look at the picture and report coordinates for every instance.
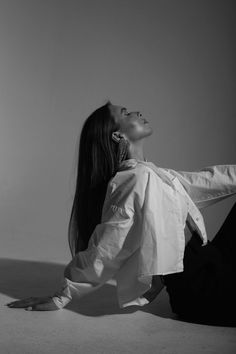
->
[231,201,236,213]
[225,201,236,223]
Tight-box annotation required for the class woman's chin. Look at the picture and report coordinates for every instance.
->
[145,126,153,135]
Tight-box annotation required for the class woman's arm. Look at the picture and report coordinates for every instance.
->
[6,169,148,310]
[51,209,135,309]
[51,169,149,309]
[166,165,236,209]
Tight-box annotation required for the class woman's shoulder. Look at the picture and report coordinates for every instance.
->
[109,162,152,189]
[111,161,177,193]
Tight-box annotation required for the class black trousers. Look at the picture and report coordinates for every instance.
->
[163,202,236,326]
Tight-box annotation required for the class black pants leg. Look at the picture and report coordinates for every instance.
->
[211,202,236,268]
[163,202,236,326]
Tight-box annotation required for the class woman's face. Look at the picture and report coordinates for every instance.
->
[108,104,153,142]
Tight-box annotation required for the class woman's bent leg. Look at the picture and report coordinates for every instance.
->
[211,202,236,268]
[163,202,236,325]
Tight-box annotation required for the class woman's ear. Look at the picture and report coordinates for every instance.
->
[112,131,121,143]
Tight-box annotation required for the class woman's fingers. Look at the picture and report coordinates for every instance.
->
[5,296,60,311]
[6,297,37,308]
[6,296,51,308]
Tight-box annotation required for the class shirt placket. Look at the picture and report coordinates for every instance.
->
[172,177,208,246]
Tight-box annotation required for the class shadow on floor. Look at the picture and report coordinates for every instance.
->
[2,258,234,326]
[0,258,176,319]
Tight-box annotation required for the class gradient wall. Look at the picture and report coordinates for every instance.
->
[0,0,235,262]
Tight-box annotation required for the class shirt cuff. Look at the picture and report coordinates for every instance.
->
[51,278,73,309]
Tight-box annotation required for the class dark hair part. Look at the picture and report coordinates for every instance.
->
[68,101,128,256]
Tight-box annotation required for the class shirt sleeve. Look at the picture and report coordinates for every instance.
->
[166,165,236,209]
[51,169,148,309]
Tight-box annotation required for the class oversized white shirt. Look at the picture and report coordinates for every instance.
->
[51,160,236,309]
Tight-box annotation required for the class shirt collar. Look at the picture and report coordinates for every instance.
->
[118,158,176,190]
[118,158,148,171]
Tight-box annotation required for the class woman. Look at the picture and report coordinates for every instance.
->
[6,101,236,325]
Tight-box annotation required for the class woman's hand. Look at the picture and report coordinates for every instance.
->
[5,296,60,311]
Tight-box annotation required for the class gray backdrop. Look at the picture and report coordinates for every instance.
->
[0,0,235,263]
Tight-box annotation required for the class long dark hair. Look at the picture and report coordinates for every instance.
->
[68,101,128,257]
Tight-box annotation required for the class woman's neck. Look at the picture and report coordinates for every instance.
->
[127,141,145,161]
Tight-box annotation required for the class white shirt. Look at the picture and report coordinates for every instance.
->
[51,160,236,309]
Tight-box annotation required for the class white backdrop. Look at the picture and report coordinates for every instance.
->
[0,0,235,263]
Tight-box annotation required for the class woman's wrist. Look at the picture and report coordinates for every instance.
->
[51,279,73,309]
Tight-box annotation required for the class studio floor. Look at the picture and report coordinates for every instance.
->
[0,255,236,354]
